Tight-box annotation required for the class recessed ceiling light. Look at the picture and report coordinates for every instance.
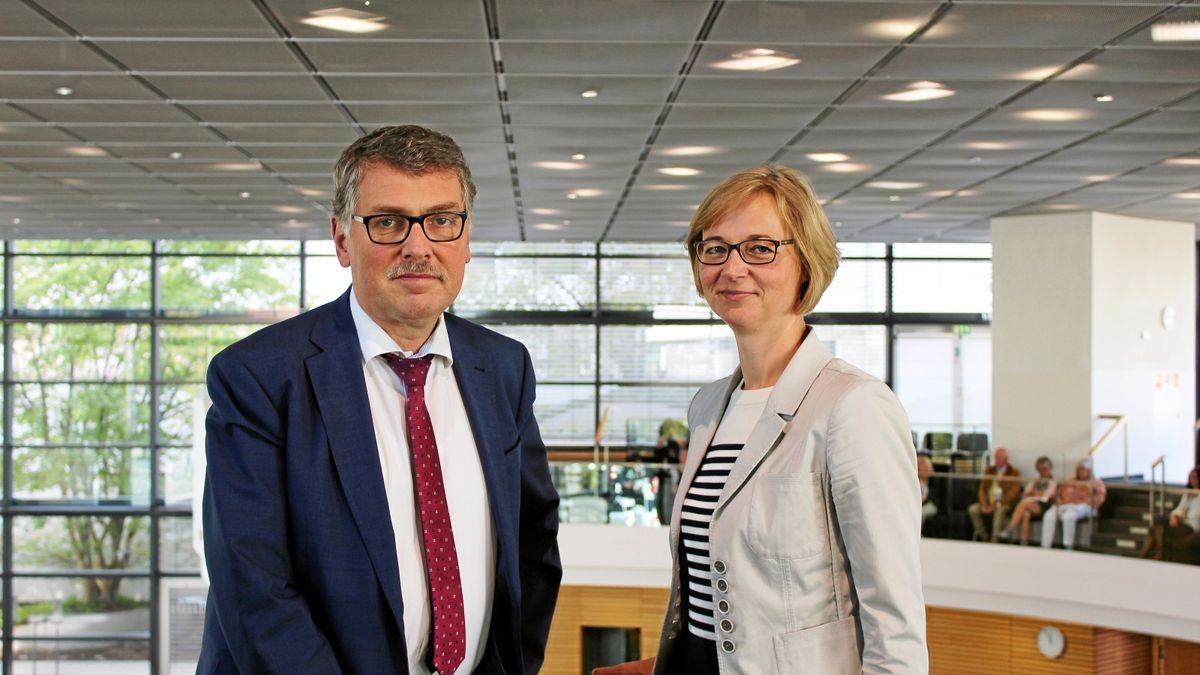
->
[1014,108,1091,122]
[273,206,307,214]
[12,217,20,225]
[1094,93,1114,103]
[806,152,849,163]
[562,219,572,226]
[644,184,690,191]
[534,223,563,231]
[239,191,252,199]
[1011,65,1064,81]
[285,219,306,228]
[0,195,30,203]
[300,7,389,33]
[658,167,700,177]
[968,156,982,163]
[712,48,800,72]
[888,195,901,202]
[1172,192,1200,200]
[211,162,262,171]
[1164,157,1200,166]
[63,146,107,157]
[1151,20,1200,42]
[868,181,926,190]
[965,141,1014,150]
[661,145,720,157]
[865,19,925,39]
[925,190,954,198]
[567,193,578,200]
[568,188,604,198]
[570,153,586,161]
[822,162,869,174]
[580,89,599,99]
[55,86,74,96]
[298,188,328,197]
[882,81,955,102]
[1086,175,1114,182]
[1044,203,1083,210]
[533,160,588,170]
[530,207,562,215]
[168,151,184,159]
[955,190,981,197]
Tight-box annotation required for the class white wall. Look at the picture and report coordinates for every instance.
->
[1091,213,1196,482]
[992,213,1094,473]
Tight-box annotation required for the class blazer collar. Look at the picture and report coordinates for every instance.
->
[716,329,835,511]
[306,289,407,630]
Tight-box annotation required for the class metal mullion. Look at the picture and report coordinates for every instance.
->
[592,244,602,449]
[7,505,152,517]
[16,634,152,643]
[4,240,15,675]
[885,244,895,390]
[9,570,152,579]
[149,240,162,675]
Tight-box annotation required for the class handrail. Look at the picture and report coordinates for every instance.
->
[1089,414,1129,481]
[1150,454,1167,520]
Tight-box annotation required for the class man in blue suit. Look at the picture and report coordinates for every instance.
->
[199,125,562,674]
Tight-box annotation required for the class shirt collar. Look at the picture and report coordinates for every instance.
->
[348,287,454,366]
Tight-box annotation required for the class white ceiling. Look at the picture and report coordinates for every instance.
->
[0,0,1198,242]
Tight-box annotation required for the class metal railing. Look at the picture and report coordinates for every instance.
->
[1150,454,1168,520]
[1090,414,1129,481]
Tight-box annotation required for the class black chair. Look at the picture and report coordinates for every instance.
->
[956,432,989,453]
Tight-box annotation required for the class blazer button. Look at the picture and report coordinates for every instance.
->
[717,599,731,614]
[713,560,727,574]
[715,578,729,593]
[720,619,734,633]
[721,640,736,654]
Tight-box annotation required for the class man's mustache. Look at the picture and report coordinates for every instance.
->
[386,261,447,281]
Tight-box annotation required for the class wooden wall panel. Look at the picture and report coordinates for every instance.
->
[544,586,668,675]
[928,607,1012,674]
[1162,638,1200,675]
[1009,618,1093,674]
[1094,628,1152,675]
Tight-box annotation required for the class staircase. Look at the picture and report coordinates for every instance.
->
[1081,485,1166,557]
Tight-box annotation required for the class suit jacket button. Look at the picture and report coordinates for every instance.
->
[720,619,734,633]
[713,560,727,574]
[715,578,729,593]
[717,599,731,614]
[721,640,736,654]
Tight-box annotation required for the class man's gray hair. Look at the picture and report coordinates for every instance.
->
[331,125,476,234]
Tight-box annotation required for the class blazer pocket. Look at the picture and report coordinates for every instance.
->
[773,616,861,675]
[748,472,827,560]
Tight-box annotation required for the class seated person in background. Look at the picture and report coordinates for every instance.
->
[1141,467,1200,562]
[918,454,937,529]
[1041,459,1106,549]
[656,418,688,463]
[1001,456,1057,545]
[968,447,1022,542]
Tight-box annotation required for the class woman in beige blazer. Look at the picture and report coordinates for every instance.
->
[604,165,927,674]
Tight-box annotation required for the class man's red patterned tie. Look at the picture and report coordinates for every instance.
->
[384,354,466,674]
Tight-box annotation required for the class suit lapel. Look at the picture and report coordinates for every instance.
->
[307,291,406,629]
[715,332,835,514]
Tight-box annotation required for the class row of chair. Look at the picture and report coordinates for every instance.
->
[914,431,989,453]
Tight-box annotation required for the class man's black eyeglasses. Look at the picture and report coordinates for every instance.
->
[352,211,468,244]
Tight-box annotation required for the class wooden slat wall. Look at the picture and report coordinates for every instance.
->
[544,585,669,675]
[545,588,1174,674]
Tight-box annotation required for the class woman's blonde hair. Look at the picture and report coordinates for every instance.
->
[685,165,840,316]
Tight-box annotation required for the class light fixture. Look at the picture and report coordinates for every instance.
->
[822,162,869,174]
[567,193,578,200]
[1011,65,1064,81]
[0,196,30,203]
[299,7,389,33]
[273,206,307,214]
[580,89,599,99]
[169,151,184,159]
[658,167,700,177]
[1014,108,1091,122]
[968,156,982,163]
[63,146,107,157]
[570,153,587,161]
[881,81,955,102]
[533,160,588,170]
[888,195,901,202]
[1172,192,1200,200]
[534,223,563,231]
[239,191,252,199]
[712,48,800,72]
[1151,20,1200,42]
[1085,175,1114,182]
[806,152,849,163]
[965,141,1014,150]
[925,190,954,198]
[55,86,74,96]
[661,145,720,157]
[865,19,925,39]
[1094,93,1114,103]
[955,190,981,197]
[285,219,306,228]
[643,184,690,191]
[211,162,262,171]
[570,188,604,198]
[11,217,20,225]
[867,180,926,190]
[530,207,562,215]
[1164,157,1200,166]
[298,188,328,197]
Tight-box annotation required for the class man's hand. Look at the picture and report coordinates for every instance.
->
[980,502,995,515]
[593,658,655,675]
[1169,513,1182,527]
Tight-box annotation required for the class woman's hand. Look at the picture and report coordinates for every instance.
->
[1169,513,1182,527]
[592,658,656,675]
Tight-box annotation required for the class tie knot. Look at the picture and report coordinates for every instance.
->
[383,353,433,389]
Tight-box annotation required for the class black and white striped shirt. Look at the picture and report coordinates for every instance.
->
[679,384,772,642]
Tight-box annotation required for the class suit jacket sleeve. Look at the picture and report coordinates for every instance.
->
[515,346,563,673]
[827,381,928,673]
[202,350,343,673]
